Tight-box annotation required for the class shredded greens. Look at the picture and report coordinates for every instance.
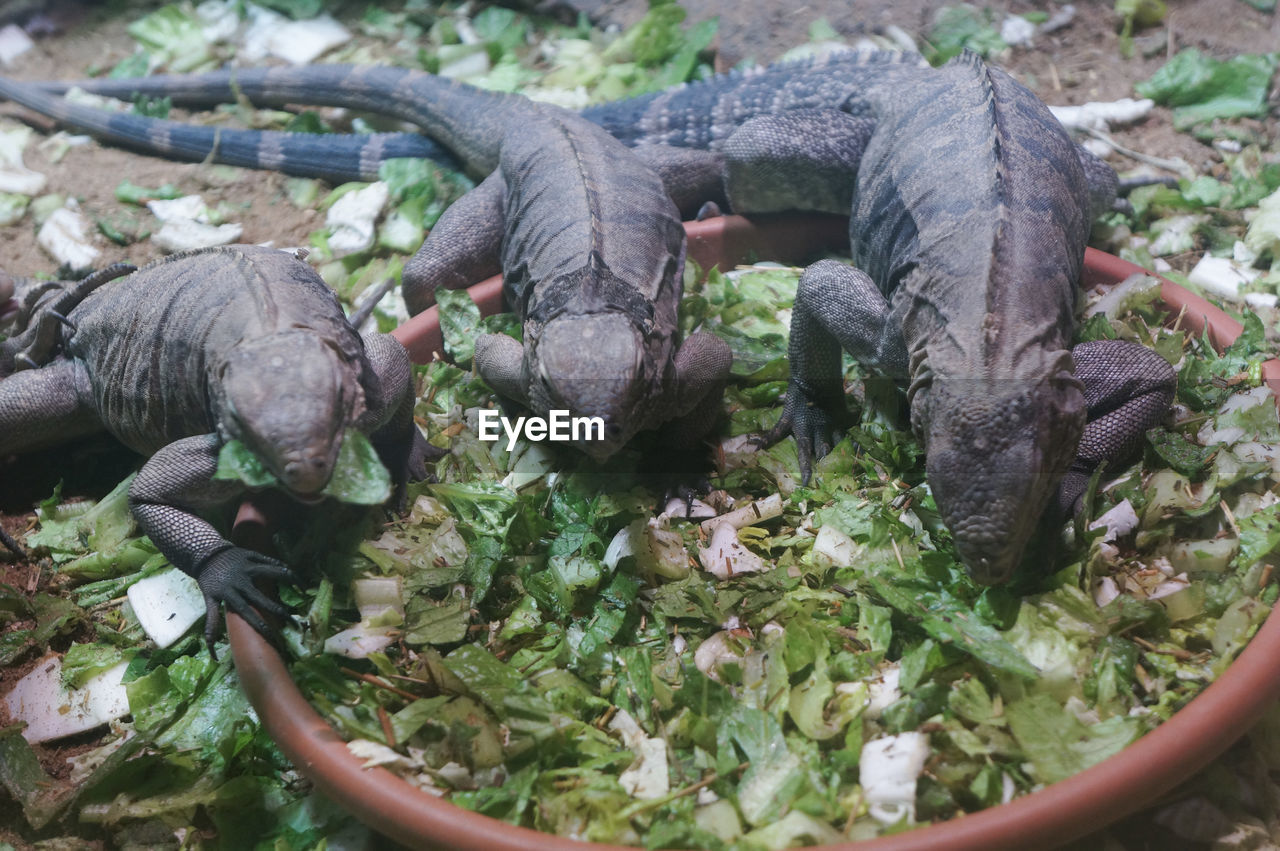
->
[270,261,1273,844]
[214,430,392,506]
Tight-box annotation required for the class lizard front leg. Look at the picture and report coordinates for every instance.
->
[760,259,908,483]
[1056,338,1177,514]
[128,433,295,651]
[661,331,733,449]
[359,331,439,506]
[633,145,730,220]
[473,331,528,407]
[402,170,506,315]
[648,330,734,512]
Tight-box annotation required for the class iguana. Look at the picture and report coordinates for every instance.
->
[8,52,1175,579]
[0,70,734,463]
[0,245,429,645]
[617,50,1173,581]
[646,51,1176,582]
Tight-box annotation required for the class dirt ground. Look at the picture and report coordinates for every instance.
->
[0,0,1277,847]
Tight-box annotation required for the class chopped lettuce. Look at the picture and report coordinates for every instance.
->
[214,430,391,506]
[1136,49,1280,130]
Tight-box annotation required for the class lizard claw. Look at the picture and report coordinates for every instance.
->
[195,547,297,657]
[661,472,712,519]
[751,391,837,486]
[389,429,443,512]
[49,310,75,332]
[0,527,25,558]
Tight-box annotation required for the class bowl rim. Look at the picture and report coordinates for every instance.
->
[229,214,1280,851]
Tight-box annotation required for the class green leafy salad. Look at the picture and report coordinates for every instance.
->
[271,262,1278,846]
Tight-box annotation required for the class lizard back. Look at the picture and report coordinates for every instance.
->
[856,52,1087,386]
[66,246,367,454]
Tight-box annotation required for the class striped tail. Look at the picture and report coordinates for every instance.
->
[0,75,459,181]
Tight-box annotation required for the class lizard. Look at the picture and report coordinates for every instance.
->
[0,244,430,646]
[0,67,734,463]
[652,50,1177,582]
[7,52,1174,578]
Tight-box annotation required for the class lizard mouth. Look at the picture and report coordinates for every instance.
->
[281,457,334,500]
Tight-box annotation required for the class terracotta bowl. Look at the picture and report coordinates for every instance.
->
[229,214,1280,850]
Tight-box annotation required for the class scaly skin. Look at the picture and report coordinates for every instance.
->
[734,53,1174,582]
[5,65,733,460]
[9,52,1173,577]
[16,51,1116,213]
[0,246,428,647]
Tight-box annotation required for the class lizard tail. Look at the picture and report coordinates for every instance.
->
[0,75,460,181]
[39,65,517,175]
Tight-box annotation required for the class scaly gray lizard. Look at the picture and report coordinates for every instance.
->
[0,245,429,645]
[9,53,1175,578]
[0,69,734,462]
[652,51,1176,581]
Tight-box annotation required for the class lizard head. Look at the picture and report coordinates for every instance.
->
[916,369,1085,584]
[477,253,677,462]
[524,312,656,461]
[218,330,364,500]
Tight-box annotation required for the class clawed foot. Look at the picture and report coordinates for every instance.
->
[751,391,838,486]
[1,264,135,374]
[196,546,299,657]
[0,527,25,558]
[660,470,714,519]
[390,429,445,511]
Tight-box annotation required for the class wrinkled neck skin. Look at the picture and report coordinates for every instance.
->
[517,258,680,461]
[212,330,366,499]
